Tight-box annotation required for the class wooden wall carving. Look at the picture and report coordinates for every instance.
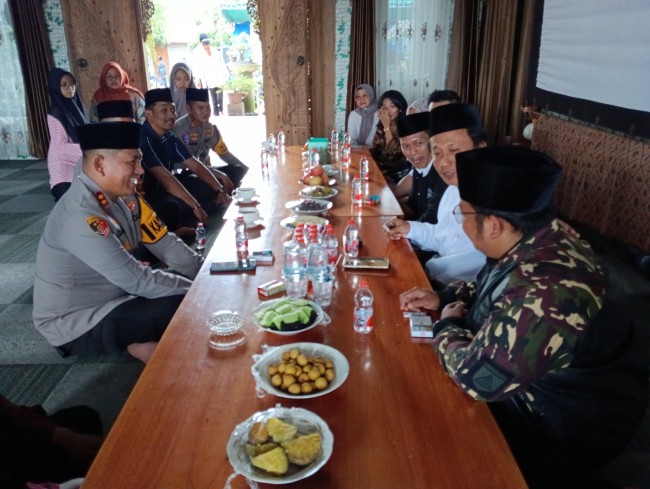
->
[60,0,147,110]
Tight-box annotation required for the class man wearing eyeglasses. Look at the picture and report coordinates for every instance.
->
[385,103,487,286]
[33,122,203,364]
[400,146,649,488]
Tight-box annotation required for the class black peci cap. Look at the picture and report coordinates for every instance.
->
[396,112,429,138]
[96,100,134,121]
[77,122,141,151]
[144,88,173,107]
[186,87,210,103]
[429,103,483,136]
[456,146,563,214]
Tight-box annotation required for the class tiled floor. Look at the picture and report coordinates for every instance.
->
[0,114,268,433]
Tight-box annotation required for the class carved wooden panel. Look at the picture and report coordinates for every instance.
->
[308,1,336,138]
[60,0,147,111]
[259,0,310,145]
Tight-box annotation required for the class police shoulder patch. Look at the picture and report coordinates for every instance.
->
[86,216,110,237]
[138,196,168,243]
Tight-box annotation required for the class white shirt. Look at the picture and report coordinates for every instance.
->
[347,110,379,147]
[406,185,486,284]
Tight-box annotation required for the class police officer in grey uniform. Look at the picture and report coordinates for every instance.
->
[33,122,203,363]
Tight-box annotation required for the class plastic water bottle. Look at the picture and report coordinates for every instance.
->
[234,216,249,262]
[306,239,332,306]
[343,218,359,258]
[352,176,363,207]
[323,225,339,273]
[268,133,277,152]
[283,239,308,298]
[341,146,350,169]
[296,235,308,267]
[311,148,320,168]
[343,131,351,149]
[330,128,339,150]
[195,222,206,253]
[353,280,374,333]
[306,240,327,279]
[260,149,269,172]
[360,156,369,180]
[278,131,286,150]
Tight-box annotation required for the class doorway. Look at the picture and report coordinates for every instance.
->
[147,0,266,163]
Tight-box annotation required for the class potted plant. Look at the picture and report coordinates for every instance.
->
[222,73,259,105]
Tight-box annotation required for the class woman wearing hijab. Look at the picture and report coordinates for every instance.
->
[370,89,410,183]
[347,84,379,147]
[169,62,196,119]
[46,68,88,201]
[89,61,146,123]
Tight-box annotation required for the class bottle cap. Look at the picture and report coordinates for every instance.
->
[347,218,356,225]
[359,280,369,288]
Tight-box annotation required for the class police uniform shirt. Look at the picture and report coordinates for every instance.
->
[33,172,203,346]
[173,114,246,169]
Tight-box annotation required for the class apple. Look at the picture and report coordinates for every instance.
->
[307,175,323,186]
[311,165,324,177]
[302,174,312,184]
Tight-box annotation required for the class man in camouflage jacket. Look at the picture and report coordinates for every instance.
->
[400,146,649,488]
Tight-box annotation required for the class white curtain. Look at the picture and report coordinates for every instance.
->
[375,0,454,106]
[0,1,30,159]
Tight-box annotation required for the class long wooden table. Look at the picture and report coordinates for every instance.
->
[82,148,526,488]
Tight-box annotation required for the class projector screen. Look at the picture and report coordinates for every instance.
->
[537,0,650,112]
[528,0,650,137]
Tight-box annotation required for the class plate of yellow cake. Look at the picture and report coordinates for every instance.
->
[227,405,333,484]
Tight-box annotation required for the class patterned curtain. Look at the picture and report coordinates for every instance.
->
[447,0,535,145]
[7,0,52,159]
[346,0,375,115]
[0,1,29,159]
[375,0,454,106]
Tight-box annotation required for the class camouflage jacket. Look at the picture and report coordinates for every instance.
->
[432,219,606,402]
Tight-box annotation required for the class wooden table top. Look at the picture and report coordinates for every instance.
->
[82,151,527,489]
[225,146,404,220]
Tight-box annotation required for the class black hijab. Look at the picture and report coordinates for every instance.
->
[47,68,87,143]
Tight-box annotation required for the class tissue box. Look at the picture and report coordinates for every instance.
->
[307,137,329,165]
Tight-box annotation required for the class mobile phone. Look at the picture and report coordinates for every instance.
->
[342,257,390,270]
[209,259,257,273]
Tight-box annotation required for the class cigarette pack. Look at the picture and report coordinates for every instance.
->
[409,314,434,338]
[257,279,285,297]
[252,250,275,265]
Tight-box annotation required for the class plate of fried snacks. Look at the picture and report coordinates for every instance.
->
[251,343,349,399]
[299,186,339,200]
[227,404,334,484]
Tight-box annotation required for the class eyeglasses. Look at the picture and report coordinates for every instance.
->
[452,204,481,224]
[105,74,121,81]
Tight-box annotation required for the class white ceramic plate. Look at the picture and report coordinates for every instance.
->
[252,342,350,399]
[234,195,260,204]
[251,298,326,335]
[227,405,334,484]
[285,199,333,215]
[280,215,329,230]
[299,186,339,200]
